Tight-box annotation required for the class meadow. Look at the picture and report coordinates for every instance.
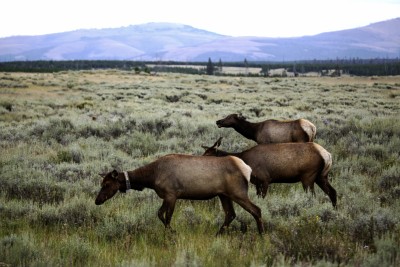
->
[0,70,399,266]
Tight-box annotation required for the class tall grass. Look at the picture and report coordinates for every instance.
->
[0,71,399,266]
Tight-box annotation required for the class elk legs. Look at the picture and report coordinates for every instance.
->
[232,196,264,234]
[158,197,177,229]
[217,195,236,235]
[316,179,337,208]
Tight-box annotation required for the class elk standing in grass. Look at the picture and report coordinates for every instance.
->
[95,154,264,235]
[202,138,336,208]
[216,114,316,144]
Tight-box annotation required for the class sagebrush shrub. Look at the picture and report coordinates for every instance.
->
[59,196,103,226]
[363,234,400,267]
[138,118,173,136]
[0,101,13,112]
[36,196,104,227]
[379,166,400,191]
[53,163,90,182]
[44,118,75,142]
[52,147,82,164]
[115,132,159,157]
[0,199,36,220]
[3,176,65,204]
[59,236,94,266]
[0,234,40,266]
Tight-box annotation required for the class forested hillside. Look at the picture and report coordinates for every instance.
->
[1,58,399,76]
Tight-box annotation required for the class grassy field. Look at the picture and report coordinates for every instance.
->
[0,70,399,266]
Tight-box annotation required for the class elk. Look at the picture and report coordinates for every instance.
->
[216,114,316,144]
[202,138,336,208]
[95,154,264,235]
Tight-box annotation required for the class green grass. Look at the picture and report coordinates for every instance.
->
[1,70,399,266]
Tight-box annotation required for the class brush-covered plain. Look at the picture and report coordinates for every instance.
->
[0,70,399,266]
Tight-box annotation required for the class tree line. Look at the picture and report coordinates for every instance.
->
[0,58,399,76]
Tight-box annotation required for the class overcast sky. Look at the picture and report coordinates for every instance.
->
[2,0,399,38]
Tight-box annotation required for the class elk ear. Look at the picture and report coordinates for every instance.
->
[215,137,223,147]
[238,114,246,120]
[111,170,119,179]
[201,145,210,150]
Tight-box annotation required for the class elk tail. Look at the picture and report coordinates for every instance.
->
[321,149,332,177]
[310,123,317,141]
[301,119,317,142]
[231,156,252,182]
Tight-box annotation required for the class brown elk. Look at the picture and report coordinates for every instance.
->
[202,138,336,208]
[216,114,316,144]
[95,154,264,235]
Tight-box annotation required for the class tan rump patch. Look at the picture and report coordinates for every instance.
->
[230,156,252,182]
[314,144,332,177]
[300,119,317,141]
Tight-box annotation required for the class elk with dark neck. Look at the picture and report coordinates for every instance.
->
[216,114,316,144]
[202,137,336,208]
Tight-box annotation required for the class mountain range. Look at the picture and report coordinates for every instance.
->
[0,18,399,62]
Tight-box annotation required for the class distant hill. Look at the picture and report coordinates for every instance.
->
[0,19,399,62]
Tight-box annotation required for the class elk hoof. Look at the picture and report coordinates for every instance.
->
[216,226,228,236]
[164,226,176,235]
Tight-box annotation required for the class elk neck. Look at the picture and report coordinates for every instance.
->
[215,149,243,158]
[126,163,157,191]
[233,120,259,141]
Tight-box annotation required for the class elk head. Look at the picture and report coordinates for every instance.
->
[95,170,128,205]
[216,114,246,128]
[201,137,223,156]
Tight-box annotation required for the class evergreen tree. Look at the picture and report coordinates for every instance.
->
[244,58,248,68]
[206,57,214,75]
[218,58,223,73]
[244,58,249,75]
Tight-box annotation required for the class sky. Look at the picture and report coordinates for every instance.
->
[1,0,400,38]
